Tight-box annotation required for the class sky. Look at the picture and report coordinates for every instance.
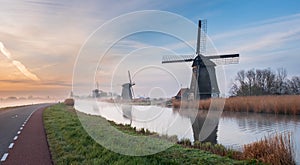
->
[0,0,300,99]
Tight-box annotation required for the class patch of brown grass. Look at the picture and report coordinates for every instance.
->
[224,95,300,115]
[64,98,74,106]
[242,132,295,165]
[174,95,300,115]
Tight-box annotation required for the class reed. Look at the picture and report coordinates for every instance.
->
[242,132,295,165]
[174,95,300,115]
[223,95,300,115]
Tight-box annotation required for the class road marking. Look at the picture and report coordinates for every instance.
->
[8,143,14,149]
[1,153,8,162]
[17,131,21,135]
[14,136,18,140]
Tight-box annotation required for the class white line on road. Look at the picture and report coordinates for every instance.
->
[8,143,14,149]
[1,153,8,162]
[14,136,18,140]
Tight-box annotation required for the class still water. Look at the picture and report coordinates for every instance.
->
[75,99,300,164]
[0,99,56,108]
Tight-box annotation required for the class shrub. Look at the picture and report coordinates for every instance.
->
[64,98,74,106]
[242,132,295,165]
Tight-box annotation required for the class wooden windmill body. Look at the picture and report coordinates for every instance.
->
[121,71,135,101]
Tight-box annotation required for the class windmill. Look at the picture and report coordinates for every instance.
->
[92,81,100,98]
[162,20,239,100]
[121,70,135,101]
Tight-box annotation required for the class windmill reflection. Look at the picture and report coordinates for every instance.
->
[121,104,133,125]
[173,108,218,144]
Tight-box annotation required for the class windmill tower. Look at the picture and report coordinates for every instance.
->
[162,20,239,100]
[121,71,135,101]
[92,81,100,98]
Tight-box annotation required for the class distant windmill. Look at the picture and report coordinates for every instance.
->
[92,81,100,98]
[121,71,135,101]
[162,20,239,100]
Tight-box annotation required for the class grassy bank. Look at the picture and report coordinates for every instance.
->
[174,95,300,115]
[43,104,249,165]
[178,134,295,165]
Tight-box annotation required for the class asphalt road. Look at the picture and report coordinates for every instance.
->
[0,103,52,160]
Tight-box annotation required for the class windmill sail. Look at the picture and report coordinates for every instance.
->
[128,70,135,99]
[162,54,239,65]
[197,20,207,55]
[162,55,194,63]
[206,54,239,65]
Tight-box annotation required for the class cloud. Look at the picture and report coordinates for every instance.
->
[0,42,12,59]
[238,29,300,53]
[0,41,40,81]
[0,79,71,87]
[0,1,184,97]
[212,13,300,54]
[12,60,40,81]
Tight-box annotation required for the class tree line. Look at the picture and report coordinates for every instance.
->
[231,68,300,96]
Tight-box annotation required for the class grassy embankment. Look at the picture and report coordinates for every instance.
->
[43,104,251,165]
[174,95,300,115]
[178,133,295,165]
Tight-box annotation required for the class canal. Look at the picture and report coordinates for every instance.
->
[75,99,300,163]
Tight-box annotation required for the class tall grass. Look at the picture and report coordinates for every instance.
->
[242,133,295,165]
[224,95,300,115]
[173,95,300,115]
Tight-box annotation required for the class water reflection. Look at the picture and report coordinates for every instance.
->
[121,104,132,125]
[220,112,300,140]
[173,108,218,143]
[218,111,300,164]
[0,99,55,108]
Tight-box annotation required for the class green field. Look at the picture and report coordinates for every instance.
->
[43,104,254,165]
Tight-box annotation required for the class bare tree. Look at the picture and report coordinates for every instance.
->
[275,68,287,95]
[287,76,300,95]
[230,68,298,96]
[246,69,256,95]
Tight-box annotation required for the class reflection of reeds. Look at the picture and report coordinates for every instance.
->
[173,95,300,115]
[242,132,295,165]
